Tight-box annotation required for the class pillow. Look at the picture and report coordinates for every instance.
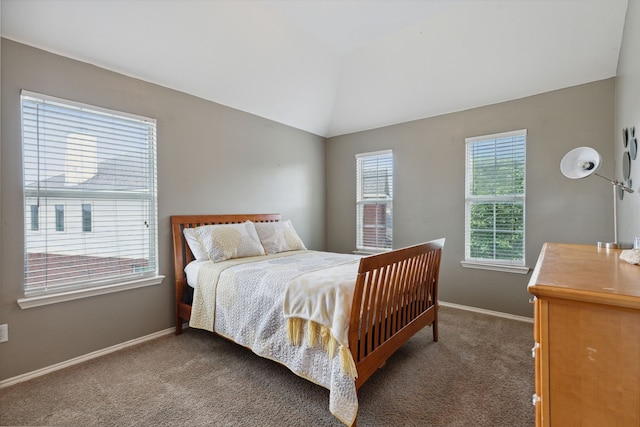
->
[254,220,306,254]
[183,227,209,261]
[184,221,265,262]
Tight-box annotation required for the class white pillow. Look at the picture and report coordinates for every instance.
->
[183,227,209,261]
[254,220,306,254]
[184,221,265,262]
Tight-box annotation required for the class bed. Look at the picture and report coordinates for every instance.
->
[171,213,444,425]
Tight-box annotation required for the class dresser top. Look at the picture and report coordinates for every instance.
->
[528,242,640,308]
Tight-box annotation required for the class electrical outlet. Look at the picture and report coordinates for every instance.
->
[0,324,8,343]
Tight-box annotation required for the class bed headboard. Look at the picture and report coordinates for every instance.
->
[170,213,281,311]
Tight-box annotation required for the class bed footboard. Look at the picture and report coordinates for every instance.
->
[348,239,444,389]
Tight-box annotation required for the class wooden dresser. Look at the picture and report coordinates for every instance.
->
[528,243,640,426]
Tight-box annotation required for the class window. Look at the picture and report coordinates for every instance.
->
[463,130,527,273]
[82,203,92,232]
[21,90,158,296]
[30,205,39,231]
[55,204,65,231]
[356,149,393,252]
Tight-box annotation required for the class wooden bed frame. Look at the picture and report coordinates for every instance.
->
[171,213,444,391]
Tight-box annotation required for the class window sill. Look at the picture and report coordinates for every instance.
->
[353,249,391,256]
[460,261,530,275]
[17,275,165,309]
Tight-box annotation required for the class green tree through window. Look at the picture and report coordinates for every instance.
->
[465,130,526,265]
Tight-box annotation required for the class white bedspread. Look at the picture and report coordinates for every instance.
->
[189,250,362,426]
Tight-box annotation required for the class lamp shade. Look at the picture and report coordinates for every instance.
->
[560,147,602,179]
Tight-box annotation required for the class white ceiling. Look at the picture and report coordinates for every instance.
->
[1,0,629,137]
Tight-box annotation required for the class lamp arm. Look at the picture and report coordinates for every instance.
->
[593,173,634,193]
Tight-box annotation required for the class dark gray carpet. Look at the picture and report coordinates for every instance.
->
[0,306,534,426]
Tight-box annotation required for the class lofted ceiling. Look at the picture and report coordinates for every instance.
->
[1,0,629,137]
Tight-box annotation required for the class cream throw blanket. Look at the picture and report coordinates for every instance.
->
[283,259,361,379]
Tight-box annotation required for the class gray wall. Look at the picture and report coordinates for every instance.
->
[326,79,615,318]
[616,0,640,242]
[0,11,3,367]
[0,39,326,381]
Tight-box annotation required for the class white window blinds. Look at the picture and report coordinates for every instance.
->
[21,91,158,295]
[356,150,393,251]
[465,130,526,266]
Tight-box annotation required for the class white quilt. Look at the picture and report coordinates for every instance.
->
[189,250,362,426]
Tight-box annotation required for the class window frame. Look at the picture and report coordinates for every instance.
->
[355,149,393,253]
[462,129,529,274]
[30,204,39,231]
[18,90,163,308]
[55,204,65,232]
[82,203,92,232]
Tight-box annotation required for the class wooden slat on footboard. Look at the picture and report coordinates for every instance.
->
[349,239,444,389]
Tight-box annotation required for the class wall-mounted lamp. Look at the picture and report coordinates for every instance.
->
[560,146,634,249]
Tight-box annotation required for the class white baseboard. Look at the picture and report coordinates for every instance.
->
[439,300,533,323]
[0,326,176,389]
